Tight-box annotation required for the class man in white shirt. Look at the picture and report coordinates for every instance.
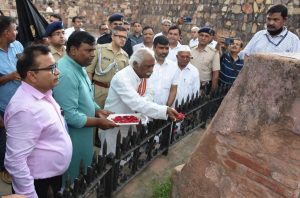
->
[175,45,200,104]
[101,48,180,154]
[64,16,85,41]
[241,4,300,58]
[133,26,154,52]
[149,35,180,106]
[166,25,185,62]
[154,19,172,39]
[189,26,199,48]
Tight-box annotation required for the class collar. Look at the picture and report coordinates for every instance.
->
[132,33,143,38]
[106,43,124,55]
[64,54,84,71]
[49,45,65,55]
[226,52,241,62]
[195,45,211,52]
[21,81,52,100]
[170,42,182,50]
[264,27,288,37]
[155,58,173,67]
[0,41,15,52]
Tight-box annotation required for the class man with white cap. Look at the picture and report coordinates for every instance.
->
[175,45,200,104]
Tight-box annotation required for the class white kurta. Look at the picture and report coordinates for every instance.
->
[166,42,184,62]
[148,59,180,106]
[132,43,154,53]
[175,63,200,105]
[101,66,168,154]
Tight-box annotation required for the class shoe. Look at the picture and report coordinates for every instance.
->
[0,170,12,184]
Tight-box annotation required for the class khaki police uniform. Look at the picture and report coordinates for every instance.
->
[86,43,129,107]
[190,45,220,83]
[49,45,66,62]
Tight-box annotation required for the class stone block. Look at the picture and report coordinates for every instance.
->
[172,54,300,197]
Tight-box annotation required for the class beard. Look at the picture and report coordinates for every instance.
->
[267,27,283,36]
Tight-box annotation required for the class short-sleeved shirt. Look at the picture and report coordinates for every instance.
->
[241,28,300,58]
[148,59,180,105]
[49,45,66,62]
[190,45,220,82]
[219,52,244,85]
[0,40,23,112]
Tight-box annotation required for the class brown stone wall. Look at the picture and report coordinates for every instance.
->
[1,0,300,42]
[171,54,300,197]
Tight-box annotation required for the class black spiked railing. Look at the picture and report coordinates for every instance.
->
[48,84,230,198]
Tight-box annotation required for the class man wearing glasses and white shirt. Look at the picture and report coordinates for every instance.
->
[241,4,300,58]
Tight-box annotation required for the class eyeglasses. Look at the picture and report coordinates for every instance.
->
[30,63,58,74]
[113,34,128,40]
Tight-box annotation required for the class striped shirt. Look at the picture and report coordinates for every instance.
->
[241,27,300,58]
[219,52,244,85]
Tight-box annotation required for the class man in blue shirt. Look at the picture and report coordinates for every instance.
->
[219,38,244,85]
[0,16,24,184]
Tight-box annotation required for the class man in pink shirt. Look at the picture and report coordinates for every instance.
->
[4,45,72,198]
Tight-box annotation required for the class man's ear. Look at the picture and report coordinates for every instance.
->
[133,61,138,68]
[69,46,77,56]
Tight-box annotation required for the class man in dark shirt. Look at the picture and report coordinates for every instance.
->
[219,38,244,85]
[97,13,133,57]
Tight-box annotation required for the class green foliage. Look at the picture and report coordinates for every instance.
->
[152,178,172,198]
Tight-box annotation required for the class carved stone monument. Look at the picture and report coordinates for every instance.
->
[172,54,300,198]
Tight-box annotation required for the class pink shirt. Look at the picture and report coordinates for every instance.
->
[4,82,72,198]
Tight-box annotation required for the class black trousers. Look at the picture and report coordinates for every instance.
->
[12,175,62,198]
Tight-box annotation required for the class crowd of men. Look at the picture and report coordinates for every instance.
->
[0,3,300,197]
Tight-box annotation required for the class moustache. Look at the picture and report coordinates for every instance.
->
[146,72,152,77]
[267,25,275,28]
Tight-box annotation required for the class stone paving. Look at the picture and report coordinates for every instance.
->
[115,129,204,198]
[0,129,203,197]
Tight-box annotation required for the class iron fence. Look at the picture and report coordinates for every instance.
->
[51,83,231,198]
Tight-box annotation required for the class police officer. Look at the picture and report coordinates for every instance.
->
[97,13,133,57]
[87,26,129,107]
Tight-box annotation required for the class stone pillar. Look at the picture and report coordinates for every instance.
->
[171,54,300,198]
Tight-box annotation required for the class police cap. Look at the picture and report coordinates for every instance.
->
[44,21,64,37]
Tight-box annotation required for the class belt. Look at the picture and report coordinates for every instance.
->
[93,80,110,88]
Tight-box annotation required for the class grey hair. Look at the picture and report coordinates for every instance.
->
[129,48,154,67]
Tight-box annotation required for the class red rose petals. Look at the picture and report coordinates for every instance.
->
[176,113,185,120]
[112,115,140,123]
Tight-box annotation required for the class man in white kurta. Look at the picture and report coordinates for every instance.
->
[175,45,200,105]
[101,48,180,154]
[148,35,180,107]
